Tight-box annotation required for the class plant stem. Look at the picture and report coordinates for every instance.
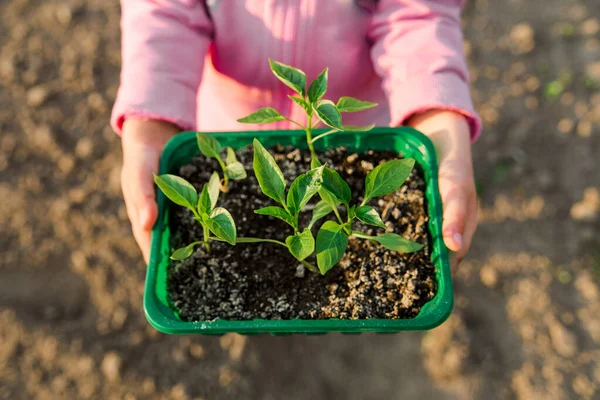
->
[332,206,344,225]
[305,112,318,162]
[300,259,320,274]
[235,237,288,247]
[202,224,211,252]
[285,118,306,130]
[310,129,339,144]
[210,236,288,247]
[350,231,375,240]
[217,160,229,190]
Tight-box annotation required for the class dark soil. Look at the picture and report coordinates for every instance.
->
[168,146,436,321]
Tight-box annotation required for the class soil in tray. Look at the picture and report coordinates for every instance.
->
[168,146,436,321]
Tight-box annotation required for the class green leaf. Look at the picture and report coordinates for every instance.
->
[286,166,324,215]
[286,229,315,261]
[196,133,222,160]
[225,162,247,180]
[154,174,198,211]
[313,100,342,130]
[237,107,286,124]
[170,243,199,260]
[355,205,386,229]
[207,171,220,209]
[341,124,375,132]
[370,233,423,253]
[321,167,351,207]
[225,147,238,165]
[311,157,322,169]
[255,206,295,227]
[364,158,415,204]
[318,188,341,210]
[336,96,378,113]
[197,184,212,215]
[206,207,236,245]
[289,95,311,115]
[252,139,287,205]
[309,200,333,228]
[316,221,349,274]
[268,59,306,96]
[307,68,328,103]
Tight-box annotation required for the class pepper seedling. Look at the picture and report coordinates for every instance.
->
[252,139,324,273]
[157,59,425,274]
[237,59,423,274]
[237,59,377,167]
[196,132,247,191]
[154,169,291,260]
[312,160,424,274]
[153,171,237,259]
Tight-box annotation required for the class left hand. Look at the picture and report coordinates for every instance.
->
[407,110,477,270]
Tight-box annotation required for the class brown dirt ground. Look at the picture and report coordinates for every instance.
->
[0,0,599,399]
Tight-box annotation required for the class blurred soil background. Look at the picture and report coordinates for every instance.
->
[0,0,599,399]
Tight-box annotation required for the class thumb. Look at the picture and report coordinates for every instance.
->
[438,163,469,253]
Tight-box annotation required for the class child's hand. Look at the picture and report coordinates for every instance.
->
[121,118,179,262]
[408,110,477,270]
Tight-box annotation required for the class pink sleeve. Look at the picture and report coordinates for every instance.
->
[368,0,482,140]
[110,0,213,134]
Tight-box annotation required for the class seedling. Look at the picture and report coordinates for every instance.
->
[237,59,377,167]
[154,170,289,260]
[155,59,425,274]
[313,160,424,274]
[153,171,237,258]
[252,139,324,272]
[251,138,423,275]
[196,132,246,191]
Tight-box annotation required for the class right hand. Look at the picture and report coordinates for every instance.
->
[121,118,180,262]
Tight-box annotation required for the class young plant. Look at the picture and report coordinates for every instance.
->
[237,59,377,166]
[312,159,424,274]
[153,171,237,259]
[196,133,247,191]
[252,139,324,273]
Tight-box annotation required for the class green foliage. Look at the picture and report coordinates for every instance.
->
[336,96,377,113]
[320,167,351,208]
[355,205,386,229]
[363,158,415,204]
[252,138,287,206]
[196,133,246,189]
[160,60,425,275]
[269,59,306,96]
[237,107,286,124]
[307,68,328,103]
[170,242,199,260]
[308,200,333,229]
[316,221,348,274]
[313,100,342,130]
[206,207,237,246]
[286,229,315,261]
[153,174,198,211]
[255,206,296,228]
[369,233,424,253]
[287,167,324,215]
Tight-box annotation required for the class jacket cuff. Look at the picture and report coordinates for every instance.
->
[110,78,198,135]
[388,71,482,141]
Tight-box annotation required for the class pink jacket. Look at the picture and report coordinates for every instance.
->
[111,0,481,139]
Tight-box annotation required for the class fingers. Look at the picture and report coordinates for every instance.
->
[121,118,180,262]
[406,110,476,270]
[437,158,477,271]
[122,148,160,263]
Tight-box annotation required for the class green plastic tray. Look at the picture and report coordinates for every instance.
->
[145,127,452,334]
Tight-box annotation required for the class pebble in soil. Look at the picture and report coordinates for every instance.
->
[167,146,436,321]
